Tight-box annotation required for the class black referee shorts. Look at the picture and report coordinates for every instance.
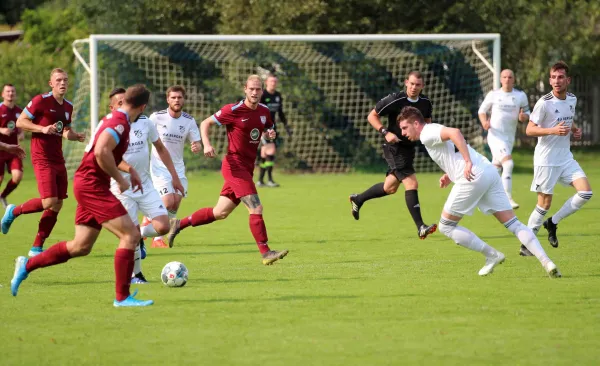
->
[382,143,416,181]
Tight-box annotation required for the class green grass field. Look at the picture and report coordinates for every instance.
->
[1,151,600,365]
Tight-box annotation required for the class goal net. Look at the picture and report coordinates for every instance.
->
[69,34,500,174]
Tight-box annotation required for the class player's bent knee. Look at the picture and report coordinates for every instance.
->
[213,208,231,220]
[438,222,456,238]
[152,218,170,235]
[68,241,93,257]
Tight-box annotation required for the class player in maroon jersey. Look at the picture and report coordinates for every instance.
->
[10,84,154,307]
[1,69,85,257]
[166,75,289,265]
[0,84,25,208]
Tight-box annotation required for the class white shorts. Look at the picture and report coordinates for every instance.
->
[487,131,514,162]
[530,159,587,194]
[151,173,188,197]
[444,165,512,216]
[110,181,168,226]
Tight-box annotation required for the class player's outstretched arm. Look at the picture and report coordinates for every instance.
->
[63,127,86,142]
[526,121,569,137]
[200,116,217,158]
[0,142,26,159]
[95,130,129,193]
[152,138,185,195]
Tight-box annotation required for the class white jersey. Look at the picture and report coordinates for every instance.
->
[150,109,201,178]
[478,88,529,138]
[529,92,577,166]
[420,123,491,183]
[110,115,158,188]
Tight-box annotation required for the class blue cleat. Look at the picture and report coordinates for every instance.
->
[113,289,153,307]
[2,204,16,234]
[28,247,44,257]
[10,256,29,296]
[140,239,147,260]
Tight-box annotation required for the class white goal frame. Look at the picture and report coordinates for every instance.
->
[72,33,501,132]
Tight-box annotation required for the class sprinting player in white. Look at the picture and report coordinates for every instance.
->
[478,69,530,209]
[398,106,561,277]
[147,85,201,248]
[107,88,184,283]
[525,61,591,250]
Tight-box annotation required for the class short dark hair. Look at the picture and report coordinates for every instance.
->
[124,84,150,108]
[397,106,425,125]
[406,71,424,81]
[2,83,14,91]
[109,87,126,99]
[551,61,569,76]
[166,85,186,98]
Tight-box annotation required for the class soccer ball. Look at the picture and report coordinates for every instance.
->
[161,261,188,287]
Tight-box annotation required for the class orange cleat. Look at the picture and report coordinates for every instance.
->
[151,238,169,248]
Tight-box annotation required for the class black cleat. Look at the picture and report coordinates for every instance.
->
[349,194,362,220]
[418,223,437,240]
[519,244,534,256]
[543,218,559,248]
[131,272,148,284]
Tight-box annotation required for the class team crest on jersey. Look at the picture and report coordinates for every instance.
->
[134,130,142,138]
[65,112,70,121]
[115,124,125,135]
[570,105,574,112]
[511,96,516,103]
[260,116,267,124]
[56,121,64,133]
[15,113,20,118]
[7,121,15,130]
[179,125,185,133]
[275,96,280,102]
[250,128,260,140]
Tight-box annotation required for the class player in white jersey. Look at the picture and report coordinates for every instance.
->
[478,69,530,209]
[398,106,561,277]
[106,88,184,283]
[525,61,591,250]
[147,85,201,248]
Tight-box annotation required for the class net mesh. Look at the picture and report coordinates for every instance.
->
[70,38,495,174]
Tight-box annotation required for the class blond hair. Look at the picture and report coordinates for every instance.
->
[246,74,263,87]
[50,68,67,79]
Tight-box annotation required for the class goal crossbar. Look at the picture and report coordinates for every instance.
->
[72,33,501,131]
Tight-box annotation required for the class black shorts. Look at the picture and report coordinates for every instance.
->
[383,143,416,181]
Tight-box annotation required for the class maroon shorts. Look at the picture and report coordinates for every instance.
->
[0,155,23,176]
[33,161,68,199]
[74,183,128,230]
[220,168,257,205]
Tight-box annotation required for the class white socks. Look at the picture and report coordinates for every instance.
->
[439,218,498,258]
[504,217,551,267]
[141,222,159,238]
[501,159,514,198]
[552,191,593,224]
[133,245,142,275]
[527,205,548,234]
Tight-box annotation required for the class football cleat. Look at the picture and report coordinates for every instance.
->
[509,198,520,209]
[131,272,148,284]
[1,204,16,234]
[349,194,362,220]
[28,247,44,257]
[113,289,154,307]
[418,223,437,240]
[261,249,289,265]
[10,256,29,296]
[0,197,7,209]
[519,244,534,257]
[544,261,562,278]
[478,252,505,276]
[139,238,147,259]
[166,218,181,248]
[256,181,265,187]
[151,237,169,248]
[543,218,559,248]
[266,181,280,187]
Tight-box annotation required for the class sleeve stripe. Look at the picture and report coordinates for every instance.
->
[23,108,34,119]
[377,97,405,114]
[211,115,222,126]
[105,127,120,144]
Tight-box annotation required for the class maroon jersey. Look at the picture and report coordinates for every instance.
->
[75,110,131,189]
[211,101,273,172]
[0,103,23,154]
[23,92,73,164]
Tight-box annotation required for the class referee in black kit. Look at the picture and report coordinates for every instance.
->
[349,71,437,240]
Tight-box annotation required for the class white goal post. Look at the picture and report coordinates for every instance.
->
[70,33,501,174]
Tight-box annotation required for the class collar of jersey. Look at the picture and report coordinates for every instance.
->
[407,96,419,103]
[116,108,130,123]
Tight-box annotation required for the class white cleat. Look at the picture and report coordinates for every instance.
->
[544,262,562,278]
[509,198,520,209]
[478,252,505,276]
